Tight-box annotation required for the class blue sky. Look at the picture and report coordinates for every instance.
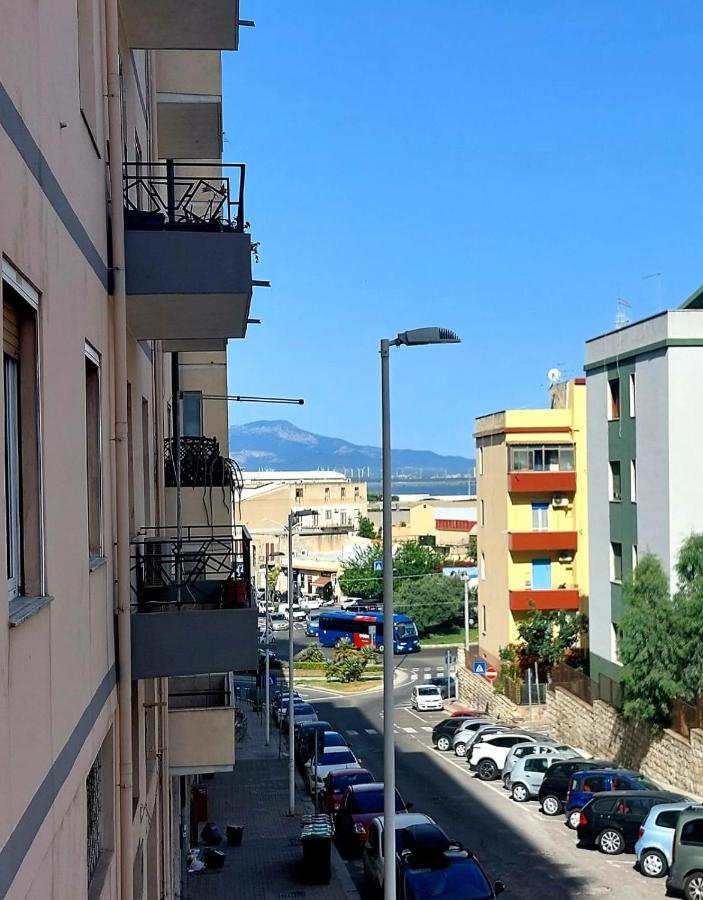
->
[223,1,703,457]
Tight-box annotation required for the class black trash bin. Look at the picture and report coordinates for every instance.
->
[200,822,223,846]
[202,847,226,870]
[300,814,334,885]
[226,825,244,847]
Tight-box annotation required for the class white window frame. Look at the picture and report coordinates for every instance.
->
[480,499,485,526]
[85,343,103,559]
[531,503,549,532]
[477,446,484,476]
[629,373,636,418]
[630,459,637,503]
[480,552,486,581]
[610,541,623,584]
[609,460,622,502]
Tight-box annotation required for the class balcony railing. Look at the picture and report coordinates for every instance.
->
[123,161,245,232]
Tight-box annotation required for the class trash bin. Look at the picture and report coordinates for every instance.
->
[202,847,226,870]
[300,814,334,885]
[226,825,244,847]
[200,822,223,846]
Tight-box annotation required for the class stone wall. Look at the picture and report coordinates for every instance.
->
[548,685,703,797]
[456,666,548,724]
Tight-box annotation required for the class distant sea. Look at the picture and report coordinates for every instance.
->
[366,478,476,497]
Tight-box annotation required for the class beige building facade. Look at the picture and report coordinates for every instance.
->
[1,4,256,899]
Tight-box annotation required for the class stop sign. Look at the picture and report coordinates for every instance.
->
[485,665,498,682]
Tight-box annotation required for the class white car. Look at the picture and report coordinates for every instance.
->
[468,733,539,781]
[362,813,437,896]
[340,596,364,610]
[269,613,289,631]
[411,684,444,711]
[300,595,322,611]
[258,626,275,645]
[279,602,307,621]
[306,747,360,794]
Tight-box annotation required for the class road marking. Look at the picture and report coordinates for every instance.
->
[346,730,359,736]
[423,673,432,679]
[421,726,433,732]
[402,727,417,734]
[365,728,378,735]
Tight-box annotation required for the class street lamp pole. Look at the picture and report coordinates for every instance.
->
[265,545,271,746]
[379,327,460,900]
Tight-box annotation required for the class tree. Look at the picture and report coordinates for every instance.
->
[672,535,703,703]
[512,606,588,676]
[338,539,446,601]
[266,565,280,593]
[324,638,371,683]
[618,554,679,726]
[395,574,464,635]
[357,516,377,540]
[467,534,477,562]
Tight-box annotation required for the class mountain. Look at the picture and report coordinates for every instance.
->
[228,420,472,478]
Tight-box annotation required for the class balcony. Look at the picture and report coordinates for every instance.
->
[508,531,578,553]
[164,436,242,489]
[122,0,241,50]
[123,162,252,347]
[508,471,576,494]
[509,589,580,612]
[168,674,236,775]
[130,525,257,679]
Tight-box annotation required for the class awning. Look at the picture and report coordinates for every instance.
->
[313,576,332,587]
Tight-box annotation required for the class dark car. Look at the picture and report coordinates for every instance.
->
[565,768,661,829]
[321,767,375,814]
[432,717,474,752]
[666,804,703,899]
[296,721,332,769]
[398,824,505,899]
[429,675,457,700]
[577,791,684,855]
[539,759,617,817]
[335,783,409,854]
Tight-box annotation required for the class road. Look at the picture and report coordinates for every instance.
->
[295,646,667,900]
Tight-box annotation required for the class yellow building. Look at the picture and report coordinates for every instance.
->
[391,501,476,558]
[474,380,588,667]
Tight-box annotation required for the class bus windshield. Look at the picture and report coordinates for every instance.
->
[396,621,418,640]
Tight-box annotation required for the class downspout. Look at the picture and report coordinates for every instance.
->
[105,1,134,898]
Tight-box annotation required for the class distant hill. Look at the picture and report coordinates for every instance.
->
[228,420,472,478]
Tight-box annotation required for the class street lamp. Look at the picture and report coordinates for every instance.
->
[380,327,460,900]
[264,548,285,746]
[287,507,317,815]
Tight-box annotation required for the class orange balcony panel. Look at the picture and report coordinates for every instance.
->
[508,531,578,552]
[509,589,580,612]
[508,471,577,493]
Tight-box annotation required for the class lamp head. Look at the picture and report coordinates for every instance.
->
[395,327,461,347]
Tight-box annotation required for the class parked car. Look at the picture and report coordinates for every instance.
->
[315,730,348,752]
[468,733,539,781]
[362,813,437,897]
[502,741,587,788]
[269,613,289,632]
[306,747,361,795]
[258,625,275,645]
[510,754,566,803]
[429,675,457,700]
[565,768,662,829]
[538,759,618,817]
[297,721,332,766]
[576,790,684,854]
[449,708,485,718]
[431,717,476,752]
[666,804,703,899]
[321,768,375,814]
[281,702,318,731]
[411,685,444,712]
[340,596,364,609]
[450,719,498,757]
[397,824,505,899]
[335,783,410,854]
[305,613,321,637]
[280,602,307,621]
[274,697,306,728]
[300,595,322,611]
[634,801,690,878]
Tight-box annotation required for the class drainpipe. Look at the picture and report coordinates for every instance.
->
[105,1,134,898]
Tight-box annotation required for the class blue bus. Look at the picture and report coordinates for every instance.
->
[317,611,420,654]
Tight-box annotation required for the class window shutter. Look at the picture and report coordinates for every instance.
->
[3,297,19,360]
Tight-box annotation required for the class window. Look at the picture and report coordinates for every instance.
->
[480,500,485,526]
[508,444,575,472]
[324,487,330,501]
[656,810,681,829]
[295,487,303,501]
[630,459,637,502]
[608,378,620,420]
[480,552,486,580]
[341,486,346,500]
[525,757,550,773]
[477,446,484,475]
[85,348,102,558]
[354,486,360,500]
[135,132,143,209]
[680,819,703,846]
[611,542,623,583]
[481,604,487,634]
[583,775,607,793]
[609,461,621,501]
[593,798,617,813]
[531,503,548,531]
[611,622,621,665]
[3,276,41,605]
[632,544,638,570]
[340,511,347,526]
[77,0,101,152]
[127,383,135,536]
[141,399,151,526]
[325,509,332,521]
[629,373,636,418]
[86,751,103,881]
[181,391,203,437]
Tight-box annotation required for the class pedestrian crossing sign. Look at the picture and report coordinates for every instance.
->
[472,660,487,676]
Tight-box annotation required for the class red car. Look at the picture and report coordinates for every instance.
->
[321,768,375,814]
[450,708,484,718]
[335,783,410,854]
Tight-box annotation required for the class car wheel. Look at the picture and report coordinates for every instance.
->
[477,759,498,781]
[640,848,668,878]
[597,828,625,855]
[502,773,511,789]
[541,795,562,816]
[566,808,582,829]
[512,782,529,803]
[378,644,384,653]
[454,742,467,757]
[436,735,451,751]
[684,872,703,900]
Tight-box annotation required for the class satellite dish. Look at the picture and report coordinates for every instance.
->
[547,368,562,384]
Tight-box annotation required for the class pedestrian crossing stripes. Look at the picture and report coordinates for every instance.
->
[346,730,359,736]
[421,726,433,732]
[364,728,378,735]
[402,727,417,733]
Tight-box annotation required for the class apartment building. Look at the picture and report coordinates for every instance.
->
[474,380,588,666]
[0,3,257,899]
[585,300,703,688]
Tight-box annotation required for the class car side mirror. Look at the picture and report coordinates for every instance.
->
[494,881,506,895]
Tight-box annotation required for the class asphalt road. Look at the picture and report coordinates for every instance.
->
[295,647,668,900]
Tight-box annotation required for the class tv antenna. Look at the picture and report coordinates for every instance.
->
[547,368,562,384]
[615,297,631,329]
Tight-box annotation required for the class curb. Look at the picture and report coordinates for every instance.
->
[287,669,412,698]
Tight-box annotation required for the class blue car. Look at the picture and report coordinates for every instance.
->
[564,768,661,829]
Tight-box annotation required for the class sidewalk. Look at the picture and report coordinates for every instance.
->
[185,705,360,900]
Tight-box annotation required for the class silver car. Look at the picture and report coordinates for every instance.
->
[501,741,558,786]
[509,753,564,802]
[450,719,500,757]
[634,801,690,878]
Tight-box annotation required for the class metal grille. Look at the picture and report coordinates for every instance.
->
[86,753,102,881]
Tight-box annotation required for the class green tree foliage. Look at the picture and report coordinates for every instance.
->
[324,638,370,682]
[338,540,445,601]
[357,516,377,539]
[266,565,280,592]
[297,644,326,663]
[618,554,679,726]
[511,606,588,675]
[672,535,703,703]
[395,574,464,635]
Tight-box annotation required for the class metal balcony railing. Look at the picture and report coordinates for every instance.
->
[123,160,246,232]
[164,435,243,491]
[130,524,252,610]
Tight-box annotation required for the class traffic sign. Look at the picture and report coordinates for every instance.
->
[373,559,383,572]
[485,665,498,682]
[472,660,487,676]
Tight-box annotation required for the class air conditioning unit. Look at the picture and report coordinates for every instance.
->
[143,538,171,588]
[558,553,574,564]
[552,496,570,508]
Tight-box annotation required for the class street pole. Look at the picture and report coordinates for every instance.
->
[445,649,450,703]
[288,511,296,815]
[265,545,270,747]
[380,338,396,900]
[464,577,470,653]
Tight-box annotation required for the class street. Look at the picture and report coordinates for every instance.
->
[297,647,665,900]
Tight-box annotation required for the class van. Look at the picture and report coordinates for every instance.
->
[564,768,660,830]
[666,805,703,899]
[538,759,617,817]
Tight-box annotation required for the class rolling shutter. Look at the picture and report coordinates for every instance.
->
[3,297,20,360]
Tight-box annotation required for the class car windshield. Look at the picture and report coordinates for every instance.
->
[331,771,373,792]
[352,789,404,813]
[292,704,315,716]
[404,858,493,899]
[632,774,661,791]
[418,687,440,696]
[324,733,346,747]
[319,751,355,766]
[396,622,418,639]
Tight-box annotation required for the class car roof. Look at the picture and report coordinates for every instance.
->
[400,823,451,850]
[370,813,435,831]
[349,782,387,794]
[573,767,640,777]
[646,801,692,813]
[588,790,681,800]
[321,745,353,754]
[328,767,374,780]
